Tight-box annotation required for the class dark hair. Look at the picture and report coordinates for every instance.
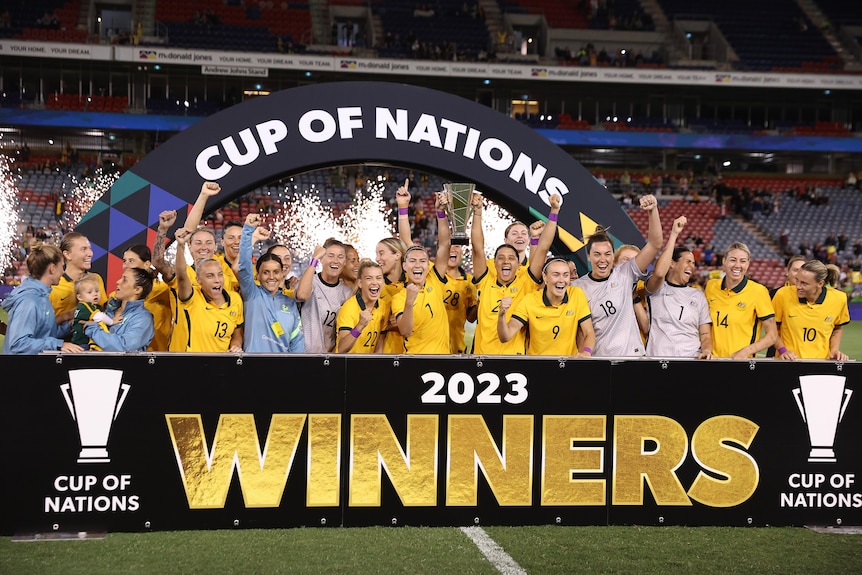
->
[586,226,613,253]
[222,220,243,233]
[126,267,154,300]
[494,243,519,258]
[255,252,284,273]
[672,246,692,262]
[124,244,152,264]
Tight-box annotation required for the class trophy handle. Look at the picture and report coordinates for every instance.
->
[838,389,853,424]
[60,383,76,421]
[113,383,131,421]
[791,388,806,423]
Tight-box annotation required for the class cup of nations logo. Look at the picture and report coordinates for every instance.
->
[60,369,130,463]
[792,375,853,463]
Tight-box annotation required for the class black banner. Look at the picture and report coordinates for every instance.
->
[1,355,859,534]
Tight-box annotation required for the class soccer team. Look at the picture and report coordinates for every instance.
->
[1,180,851,361]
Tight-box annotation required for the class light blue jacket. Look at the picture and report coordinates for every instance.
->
[85,299,154,352]
[238,224,305,353]
[1,277,68,354]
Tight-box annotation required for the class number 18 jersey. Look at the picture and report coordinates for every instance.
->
[572,258,645,357]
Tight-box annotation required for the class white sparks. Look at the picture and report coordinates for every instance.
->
[0,155,18,280]
[336,179,395,261]
[64,168,119,229]
[270,181,395,263]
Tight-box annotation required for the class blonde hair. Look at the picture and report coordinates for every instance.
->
[74,272,101,294]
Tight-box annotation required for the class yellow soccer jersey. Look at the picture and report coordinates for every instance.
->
[704,276,775,358]
[381,275,406,354]
[471,268,541,355]
[773,285,850,359]
[214,253,241,295]
[390,265,450,354]
[336,292,390,354]
[51,272,108,319]
[176,287,244,352]
[511,286,591,356]
[443,268,476,354]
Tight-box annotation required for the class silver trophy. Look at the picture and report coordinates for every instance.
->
[443,182,475,245]
[60,369,130,463]
[792,374,853,463]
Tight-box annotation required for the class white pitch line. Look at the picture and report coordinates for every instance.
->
[460,526,527,575]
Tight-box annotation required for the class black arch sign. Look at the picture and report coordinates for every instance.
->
[77,81,642,282]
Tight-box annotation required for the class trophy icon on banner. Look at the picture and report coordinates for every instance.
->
[792,374,853,463]
[443,182,476,245]
[60,369,130,464]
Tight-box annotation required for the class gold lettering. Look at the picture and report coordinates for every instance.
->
[446,415,533,506]
[688,416,760,507]
[541,415,606,505]
[612,415,690,506]
[307,414,341,507]
[165,414,305,509]
[349,414,438,507]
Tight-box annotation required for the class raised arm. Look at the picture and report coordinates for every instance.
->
[183,181,222,233]
[238,213,265,295]
[434,190,451,267]
[527,193,562,280]
[152,210,177,281]
[646,216,686,293]
[634,194,662,274]
[295,245,325,302]
[470,192,487,279]
[396,283,420,337]
[174,228,193,301]
[395,179,414,248]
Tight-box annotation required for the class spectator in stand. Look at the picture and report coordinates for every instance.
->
[2,244,83,354]
[773,260,850,361]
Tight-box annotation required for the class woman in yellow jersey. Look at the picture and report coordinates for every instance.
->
[336,259,390,353]
[471,192,561,355]
[773,260,850,361]
[704,242,777,359]
[390,179,453,354]
[173,227,244,353]
[110,244,172,352]
[498,258,595,357]
[375,236,407,354]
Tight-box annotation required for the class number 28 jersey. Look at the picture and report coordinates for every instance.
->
[572,258,646,357]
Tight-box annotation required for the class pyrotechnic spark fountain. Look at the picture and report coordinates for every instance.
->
[270,180,395,263]
[64,168,119,229]
[335,179,395,261]
[271,188,337,263]
[0,154,19,281]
